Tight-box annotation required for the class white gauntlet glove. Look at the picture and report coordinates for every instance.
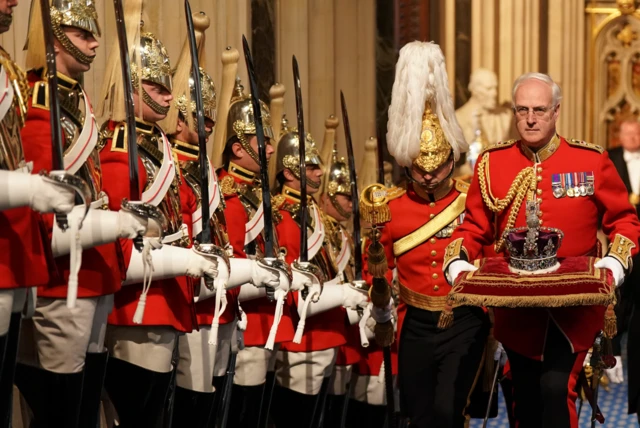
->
[605,356,624,383]
[291,262,321,295]
[0,169,75,213]
[51,205,148,257]
[342,282,369,310]
[446,260,478,284]
[594,256,625,287]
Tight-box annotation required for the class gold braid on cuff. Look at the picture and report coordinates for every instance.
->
[608,234,636,271]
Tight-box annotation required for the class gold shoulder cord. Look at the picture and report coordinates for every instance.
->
[476,153,537,252]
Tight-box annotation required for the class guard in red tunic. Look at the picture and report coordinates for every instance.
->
[215,78,299,427]
[159,16,283,427]
[269,121,368,427]
[360,41,489,428]
[443,72,640,427]
[14,1,154,426]
[94,6,221,426]
[0,1,76,425]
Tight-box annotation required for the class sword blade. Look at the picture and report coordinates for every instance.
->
[113,0,141,200]
[241,35,275,258]
[292,55,307,262]
[376,129,385,185]
[340,91,362,280]
[39,0,64,171]
[184,1,211,244]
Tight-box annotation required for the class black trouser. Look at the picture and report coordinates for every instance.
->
[504,321,586,428]
[398,305,489,428]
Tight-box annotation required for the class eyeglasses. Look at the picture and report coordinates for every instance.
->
[513,105,556,117]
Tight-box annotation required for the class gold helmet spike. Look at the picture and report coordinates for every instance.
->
[387,41,467,172]
[268,82,286,189]
[25,0,100,70]
[358,136,379,191]
[97,0,171,122]
[224,76,274,165]
[160,12,216,135]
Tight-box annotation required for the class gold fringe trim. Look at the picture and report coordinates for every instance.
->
[374,319,395,347]
[448,292,615,309]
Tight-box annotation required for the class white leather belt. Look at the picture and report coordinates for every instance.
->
[90,192,109,210]
[162,223,188,244]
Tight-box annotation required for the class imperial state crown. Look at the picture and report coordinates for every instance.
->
[503,200,564,274]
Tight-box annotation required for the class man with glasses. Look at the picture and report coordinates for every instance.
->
[444,72,640,427]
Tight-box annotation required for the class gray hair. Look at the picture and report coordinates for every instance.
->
[511,72,562,107]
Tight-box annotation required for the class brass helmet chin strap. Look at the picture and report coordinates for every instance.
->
[49,0,102,66]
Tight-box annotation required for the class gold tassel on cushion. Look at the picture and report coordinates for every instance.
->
[374,319,395,347]
[437,298,455,329]
[367,238,388,277]
[603,303,617,339]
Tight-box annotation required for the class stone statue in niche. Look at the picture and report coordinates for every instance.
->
[454,68,516,178]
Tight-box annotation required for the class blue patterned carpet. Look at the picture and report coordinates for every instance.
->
[469,338,639,428]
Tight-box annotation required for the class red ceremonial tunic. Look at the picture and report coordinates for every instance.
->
[218,167,295,346]
[0,50,50,290]
[100,120,196,333]
[276,190,347,353]
[21,70,123,298]
[172,142,238,327]
[451,135,640,359]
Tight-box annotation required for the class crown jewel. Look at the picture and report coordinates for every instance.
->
[503,201,564,273]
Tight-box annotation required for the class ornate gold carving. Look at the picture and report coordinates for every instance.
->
[617,0,636,15]
[616,23,638,46]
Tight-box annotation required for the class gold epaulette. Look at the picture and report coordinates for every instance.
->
[272,193,286,210]
[567,138,604,154]
[220,175,237,196]
[454,179,470,194]
[359,183,405,225]
[479,139,517,156]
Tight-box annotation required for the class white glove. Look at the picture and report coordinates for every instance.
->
[605,356,624,383]
[186,249,219,279]
[371,297,394,324]
[594,256,625,287]
[226,258,280,289]
[116,209,148,239]
[291,262,321,293]
[0,169,75,213]
[51,205,147,257]
[446,260,478,284]
[342,283,369,310]
[124,243,218,285]
[494,342,507,365]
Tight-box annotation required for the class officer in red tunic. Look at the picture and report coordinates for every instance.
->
[14,1,155,426]
[269,121,368,427]
[0,1,76,425]
[94,6,222,426]
[443,72,640,427]
[159,16,283,426]
[359,41,489,428]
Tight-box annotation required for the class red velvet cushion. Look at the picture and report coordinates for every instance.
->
[449,256,614,308]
